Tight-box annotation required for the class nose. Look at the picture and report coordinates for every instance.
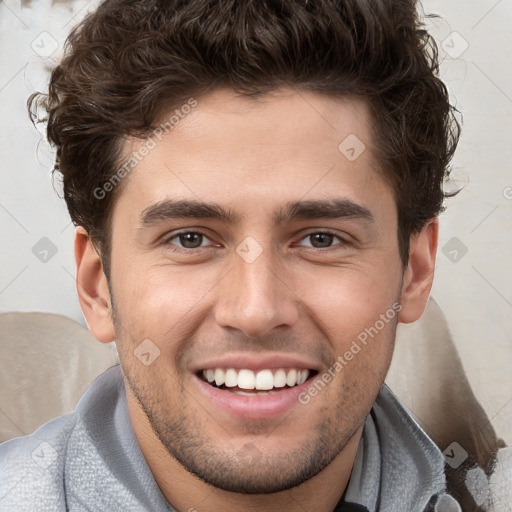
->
[214,245,300,338]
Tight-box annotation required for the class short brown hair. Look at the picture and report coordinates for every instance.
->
[29,0,461,276]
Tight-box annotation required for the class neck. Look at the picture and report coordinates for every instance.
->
[127,391,363,512]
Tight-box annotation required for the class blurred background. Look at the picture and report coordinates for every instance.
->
[0,0,511,443]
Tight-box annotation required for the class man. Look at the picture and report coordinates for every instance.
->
[0,0,502,510]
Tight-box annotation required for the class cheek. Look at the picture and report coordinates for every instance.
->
[111,261,222,346]
[291,264,400,391]
[293,264,401,341]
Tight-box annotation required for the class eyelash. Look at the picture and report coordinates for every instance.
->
[162,230,347,253]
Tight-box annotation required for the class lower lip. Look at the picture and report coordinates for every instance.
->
[193,375,314,419]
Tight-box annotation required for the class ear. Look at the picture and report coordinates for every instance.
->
[74,226,116,342]
[398,217,439,324]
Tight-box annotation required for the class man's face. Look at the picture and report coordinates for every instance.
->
[108,88,404,493]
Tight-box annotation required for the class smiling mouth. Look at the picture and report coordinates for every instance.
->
[198,367,318,395]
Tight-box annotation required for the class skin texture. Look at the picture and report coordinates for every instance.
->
[75,87,438,512]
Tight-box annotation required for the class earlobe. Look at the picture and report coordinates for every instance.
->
[398,218,439,324]
[74,226,116,342]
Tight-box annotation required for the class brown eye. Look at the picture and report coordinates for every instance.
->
[167,231,210,249]
[308,233,334,248]
[299,232,342,249]
[179,232,204,248]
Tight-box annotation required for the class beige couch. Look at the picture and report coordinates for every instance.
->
[0,311,118,442]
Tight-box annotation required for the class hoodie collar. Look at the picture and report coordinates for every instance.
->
[336,384,448,512]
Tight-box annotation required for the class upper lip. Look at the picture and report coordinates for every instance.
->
[191,353,321,373]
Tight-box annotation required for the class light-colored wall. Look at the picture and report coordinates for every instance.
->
[1,0,511,443]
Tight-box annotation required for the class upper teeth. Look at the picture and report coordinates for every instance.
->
[202,368,310,390]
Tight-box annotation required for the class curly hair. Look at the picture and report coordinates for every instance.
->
[29,0,461,277]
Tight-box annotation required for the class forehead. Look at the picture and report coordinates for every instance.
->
[114,87,395,224]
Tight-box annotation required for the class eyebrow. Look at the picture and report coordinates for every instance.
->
[140,198,374,226]
[274,199,374,224]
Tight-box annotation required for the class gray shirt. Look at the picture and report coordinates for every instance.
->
[0,365,463,512]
